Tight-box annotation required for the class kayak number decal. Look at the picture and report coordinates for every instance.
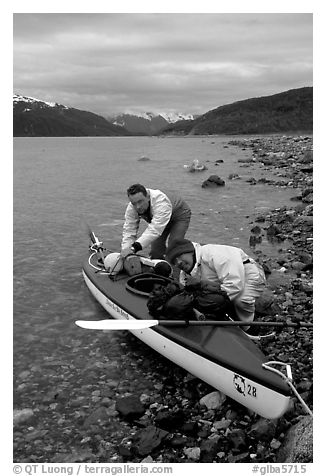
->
[233,374,257,398]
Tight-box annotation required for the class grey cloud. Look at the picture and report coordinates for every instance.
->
[13,13,312,116]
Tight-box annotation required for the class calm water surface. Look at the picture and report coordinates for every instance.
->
[13,136,298,458]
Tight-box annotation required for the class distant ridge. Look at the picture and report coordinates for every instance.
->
[13,88,312,137]
[13,94,130,137]
[159,87,313,136]
[107,112,195,135]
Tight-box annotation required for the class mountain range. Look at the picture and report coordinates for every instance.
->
[13,87,312,137]
[161,87,312,135]
[107,112,195,135]
[13,94,130,137]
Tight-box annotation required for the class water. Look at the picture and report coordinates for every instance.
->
[13,136,297,459]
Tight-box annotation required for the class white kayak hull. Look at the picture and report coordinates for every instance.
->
[83,270,291,419]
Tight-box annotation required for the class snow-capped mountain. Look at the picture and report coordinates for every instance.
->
[13,94,68,110]
[108,111,195,135]
[13,94,130,137]
[158,112,194,123]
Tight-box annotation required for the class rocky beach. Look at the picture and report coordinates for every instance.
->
[13,135,313,464]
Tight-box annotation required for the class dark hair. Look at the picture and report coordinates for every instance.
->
[127,184,147,197]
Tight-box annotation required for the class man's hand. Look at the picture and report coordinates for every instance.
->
[184,275,201,287]
[120,247,135,258]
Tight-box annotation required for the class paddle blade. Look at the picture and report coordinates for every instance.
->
[87,228,97,244]
[75,319,159,330]
[83,222,100,245]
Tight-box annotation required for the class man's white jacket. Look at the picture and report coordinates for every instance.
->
[180,242,251,301]
[122,188,172,250]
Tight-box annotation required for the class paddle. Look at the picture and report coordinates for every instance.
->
[75,319,313,331]
[85,223,100,246]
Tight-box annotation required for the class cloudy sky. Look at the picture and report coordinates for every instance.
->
[13,12,313,117]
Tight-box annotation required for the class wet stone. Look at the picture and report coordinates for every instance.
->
[154,409,185,431]
[184,447,201,461]
[83,406,111,428]
[200,436,221,462]
[199,391,226,410]
[13,409,35,426]
[115,396,146,420]
[133,425,169,456]
[169,434,189,448]
[249,419,277,442]
[228,428,247,450]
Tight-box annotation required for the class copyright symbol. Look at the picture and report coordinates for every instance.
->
[13,466,22,474]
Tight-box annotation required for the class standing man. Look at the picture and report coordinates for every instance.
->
[121,184,191,260]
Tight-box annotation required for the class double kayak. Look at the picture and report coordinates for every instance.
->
[77,235,292,419]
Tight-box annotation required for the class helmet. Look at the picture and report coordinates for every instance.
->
[104,252,123,275]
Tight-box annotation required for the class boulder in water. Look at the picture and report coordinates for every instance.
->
[202,175,225,188]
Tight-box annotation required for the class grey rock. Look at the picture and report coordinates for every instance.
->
[202,175,225,188]
[200,391,226,410]
[184,447,201,461]
[154,409,185,431]
[180,421,199,436]
[249,418,277,442]
[116,396,145,420]
[200,436,221,462]
[13,409,35,426]
[228,428,247,450]
[276,416,313,462]
[83,406,111,428]
[133,425,169,456]
[266,224,282,236]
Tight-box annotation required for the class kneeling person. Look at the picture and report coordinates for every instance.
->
[166,238,266,329]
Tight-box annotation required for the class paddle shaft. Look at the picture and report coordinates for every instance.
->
[75,318,312,330]
[153,320,313,328]
[81,228,312,330]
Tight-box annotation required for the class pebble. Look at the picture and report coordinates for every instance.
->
[199,391,226,410]
[213,419,232,430]
[13,409,34,426]
[184,447,201,461]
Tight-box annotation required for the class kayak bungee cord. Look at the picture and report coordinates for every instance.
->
[262,361,313,416]
[88,244,123,277]
[88,250,103,271]
[88,244,111,273]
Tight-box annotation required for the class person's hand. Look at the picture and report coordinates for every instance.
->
[184,275,201,287]
[120,247,134,258]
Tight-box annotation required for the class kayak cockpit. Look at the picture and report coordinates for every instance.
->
[126,273,173,297]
